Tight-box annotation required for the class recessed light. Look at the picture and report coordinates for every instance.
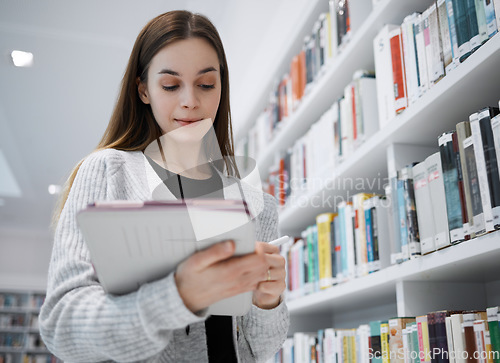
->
[11,50,34,67]
[48,184,61,195]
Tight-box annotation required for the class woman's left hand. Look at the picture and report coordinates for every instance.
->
[252,241,286,309]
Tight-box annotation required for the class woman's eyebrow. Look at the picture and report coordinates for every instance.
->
[157,66,218,76]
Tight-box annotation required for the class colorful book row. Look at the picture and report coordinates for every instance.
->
[272,307,500,363]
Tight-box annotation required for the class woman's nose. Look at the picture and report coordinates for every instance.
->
[180,87,199,109]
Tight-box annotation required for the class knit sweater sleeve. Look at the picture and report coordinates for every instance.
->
[39,150,207,362]
[237,193,290,362]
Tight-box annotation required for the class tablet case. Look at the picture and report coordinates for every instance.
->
[76,199,255,316]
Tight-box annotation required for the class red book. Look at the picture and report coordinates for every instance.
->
[389,27,407,114]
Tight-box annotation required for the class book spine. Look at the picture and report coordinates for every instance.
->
[478,107,500,229]
[452,132,471,240]
[414,14,430,97]
[439,132,466,243]
[452,0,472,61]
[374,25,397,128]
[463,136,487,235]
[466,0,481,51]
[389,175,404,263]
[334,215,342,283]
[456,121,475,239]
[401,13,420,105]
[451,314,468,363]
[317,213,335,289]
[413,162,436,254]
[401,165,421,257]
[426,152,451,249]
[446,317,456,363]
[493,0,500,34]
[463,312,479,363]
[445,0,460,65]
[427,312,438,363]
[473,320,488,363]
[371,321,383,363]
[435,311,451,363]
[437,0,454,73]
[475,0,489,43]
[397,173,410,260]
[365,200,375,272]
[381,322,390,363]
[389,26,408,114]
[470,112,496,232]
[428,3,446,84]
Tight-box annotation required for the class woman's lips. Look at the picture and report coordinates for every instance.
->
[175,118,202,126]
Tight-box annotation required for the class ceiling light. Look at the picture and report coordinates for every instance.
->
[11,50,34,67]
[48,184,62,195]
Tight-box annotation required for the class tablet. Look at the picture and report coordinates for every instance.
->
[76,199,256,316]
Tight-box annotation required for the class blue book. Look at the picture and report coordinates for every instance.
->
[338,203,349,280]
[397,174,409,261]
[365,205,374,268]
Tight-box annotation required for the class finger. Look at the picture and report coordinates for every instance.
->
[255,241,279,255]
[263,253,286,269]
[188,240,235,270]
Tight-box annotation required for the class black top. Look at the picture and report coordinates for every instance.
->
[146,155,237,362]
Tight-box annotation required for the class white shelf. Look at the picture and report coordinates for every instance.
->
[256,0,438,178]
[287,230,500,316]
[278,34,500,236]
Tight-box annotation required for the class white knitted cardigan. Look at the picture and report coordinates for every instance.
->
[39,148,289,363]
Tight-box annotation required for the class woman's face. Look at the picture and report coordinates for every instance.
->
[138,37,222,139]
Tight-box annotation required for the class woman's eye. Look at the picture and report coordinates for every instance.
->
[199,84,215,90]
[162,85,179,91]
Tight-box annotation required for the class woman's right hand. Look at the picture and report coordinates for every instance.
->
[174,240,268,313]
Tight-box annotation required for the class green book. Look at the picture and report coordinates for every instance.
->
[370,320,383,363]
[487,307,500,363]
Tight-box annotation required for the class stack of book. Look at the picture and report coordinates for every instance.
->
[272,307,500,363]
[388,103,500,264]
[279,102,500,301]
[263,70,379,207]
[240,0,374,163]
[374,0,500,128]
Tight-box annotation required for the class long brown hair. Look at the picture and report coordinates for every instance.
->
[53,10,238,226]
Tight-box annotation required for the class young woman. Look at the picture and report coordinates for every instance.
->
[39,10,289,362]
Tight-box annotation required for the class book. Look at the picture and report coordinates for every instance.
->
[374,24,400,128]
[463,311,481,363]
[76,199,256,316]
[381,321,391,363]
[463,136,487,235]
[401,164,421,258]
[436,0,455,74]
[446,316,456,363]
[417,315,432,363]
[450,313,468,363]
[456,121,475,239]
[435,311,452,363]
[493,0,500,36]
[453,131,471,240]
[363,195,391,273]
[401,13,421,105]
[353,193,375,276]
[439,131,466,244]
[397,172,410,261]
[371,321,383,363]
[388,176,404,264]
[475,0,489,44]
[412,162,436,254]
[444,0,461,68]
[389,26,408,114]
[466,0,482,52]
[390,318,416,363]
[470,110,497,232]
[316,213,336,289]
[414,14,430,97]
[452,0,472,62]
[425,3,446,85]
[426,152,451,249]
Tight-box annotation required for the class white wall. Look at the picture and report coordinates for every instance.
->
[0,227,52,291]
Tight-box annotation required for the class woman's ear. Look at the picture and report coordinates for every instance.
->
[137,78,150,104]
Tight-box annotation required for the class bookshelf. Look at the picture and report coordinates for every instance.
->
[0,290,60,363]
[244,0,500,339]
